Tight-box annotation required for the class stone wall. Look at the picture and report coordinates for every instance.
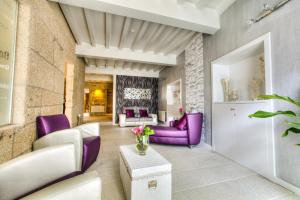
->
[159,34,205,139]
[0,0,85,164]
[185,34,204,113]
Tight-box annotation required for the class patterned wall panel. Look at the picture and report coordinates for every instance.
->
[124,88,151,100]
[116,75,158,123]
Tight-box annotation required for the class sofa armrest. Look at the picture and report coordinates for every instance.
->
[74,122,100,138]
[169,120,179,127]
[0,145,77,200]
[119,114,126,127]
[150,114,158,124]
[21,171,101,200]
[33,129,83,171]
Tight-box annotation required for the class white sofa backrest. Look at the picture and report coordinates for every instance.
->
[0,144,77,200]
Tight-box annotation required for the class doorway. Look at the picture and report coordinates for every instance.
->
[83,74,113,123]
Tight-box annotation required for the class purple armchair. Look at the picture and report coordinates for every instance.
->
[149,113,203,147]
[34,114,100,172]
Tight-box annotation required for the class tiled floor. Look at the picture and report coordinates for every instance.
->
[88,125,300,200]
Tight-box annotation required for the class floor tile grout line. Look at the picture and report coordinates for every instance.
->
[173,173,257,193]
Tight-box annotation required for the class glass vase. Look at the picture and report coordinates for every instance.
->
[136,135,149,155]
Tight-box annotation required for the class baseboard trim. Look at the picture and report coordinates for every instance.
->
[273,177,300,195]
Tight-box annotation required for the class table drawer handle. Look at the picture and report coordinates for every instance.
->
[148,180,157,190]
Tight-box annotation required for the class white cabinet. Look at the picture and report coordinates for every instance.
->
[212,102,275,178]
[211,33,275,179]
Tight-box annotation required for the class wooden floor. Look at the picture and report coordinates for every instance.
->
[87,125,299,200]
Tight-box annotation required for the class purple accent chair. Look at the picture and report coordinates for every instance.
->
[149,113,203,147]
[35,114,100,172]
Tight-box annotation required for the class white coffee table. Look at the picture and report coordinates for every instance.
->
[119,145,172,200]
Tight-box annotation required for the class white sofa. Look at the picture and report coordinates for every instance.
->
[0,144,101,200]
[34,122,100,171]
[119,107,158,127]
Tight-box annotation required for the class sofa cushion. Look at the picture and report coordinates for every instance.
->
[139,109,148,117]
[125,109,135,118]
[150,126,188,138]
[175,114,187,130]
[126,117,140,122]
[139,117,153,122]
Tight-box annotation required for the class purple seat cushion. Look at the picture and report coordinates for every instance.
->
[150,136,189,145]
[82,136,101,172]
[175,114,187,130]
[16,171,82,199]
[125,109,135,118]
[36,114,71,138]
[139,109,148,117]
[150,126,188,138]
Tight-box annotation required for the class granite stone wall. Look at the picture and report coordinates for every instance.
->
[0,0,85,164]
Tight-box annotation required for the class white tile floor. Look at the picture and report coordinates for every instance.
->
[88,125,300,200]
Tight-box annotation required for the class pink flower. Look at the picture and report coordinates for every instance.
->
[179,107,183,114]
[131,125,144,136]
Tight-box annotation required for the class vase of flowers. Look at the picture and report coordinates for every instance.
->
[132,125,155,155]
[179,107,184,116]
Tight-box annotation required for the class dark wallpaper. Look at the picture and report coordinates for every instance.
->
[116,75,158,123]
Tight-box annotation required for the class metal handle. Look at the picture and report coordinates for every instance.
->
[148,180,157,190]
[230,108,236,111]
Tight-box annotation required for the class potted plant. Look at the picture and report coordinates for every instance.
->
[249,94,300,146]
[132,125,155,155]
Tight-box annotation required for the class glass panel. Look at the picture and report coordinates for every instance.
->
[0,0,17,125]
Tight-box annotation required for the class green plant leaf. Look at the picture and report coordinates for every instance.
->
[285,121,300,129]
[249,110,296,118]
[295,144,300,147]
[258,94,300,107]
[144,127,155,136]
[282,128,300,137]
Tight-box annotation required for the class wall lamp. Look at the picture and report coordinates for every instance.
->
[247,0,291,25]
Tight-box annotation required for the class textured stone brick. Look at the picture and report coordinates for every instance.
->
[12,124,35,157]
[0,128,14,164]
[41,105,63,115]
[25,107,41,124]
[53,68,65,94]
[42,90,64,106]
[30,13,54,64]
[54,41,65,72]
[27,50,55,90]
[26,86,43,107]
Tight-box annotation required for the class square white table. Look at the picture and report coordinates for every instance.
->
[119,145,172,200]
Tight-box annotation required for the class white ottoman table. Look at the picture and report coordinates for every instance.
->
[119,145,172,200]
